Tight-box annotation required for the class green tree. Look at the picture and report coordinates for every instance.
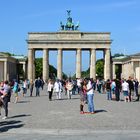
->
[96,59,104,78]
[35,58,43,78]
[35,58,67,79]
[112,53,124,58]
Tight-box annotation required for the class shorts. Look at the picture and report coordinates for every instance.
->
[123,91,128,96]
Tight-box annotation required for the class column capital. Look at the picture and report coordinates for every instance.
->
[90,48,96,51]
[58,48,63,51]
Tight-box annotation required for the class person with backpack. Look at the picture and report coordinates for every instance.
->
[13,80,19,103]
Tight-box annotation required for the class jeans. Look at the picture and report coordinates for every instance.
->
[3,97,9,117]
[106,89,112,100]
[87,94,94,112]
[36,87,40,96]
[67,90,72,99]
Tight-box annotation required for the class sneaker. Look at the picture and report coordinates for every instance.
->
[2,116,8,120]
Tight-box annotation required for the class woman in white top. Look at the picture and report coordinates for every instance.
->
[66,80,73,99]
[47,79,54,101]
[53,79,61,100]
[122,79,129,102]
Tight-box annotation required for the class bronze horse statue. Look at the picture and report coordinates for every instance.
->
[65,17,74,30]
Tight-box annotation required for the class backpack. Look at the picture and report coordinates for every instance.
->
[106,82,111,90]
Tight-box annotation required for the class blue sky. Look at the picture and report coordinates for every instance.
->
[0,0,140,75]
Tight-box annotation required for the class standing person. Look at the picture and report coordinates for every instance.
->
[0,81,4,115]
[122,79,129,102]
[13,80,19,103]
[35,77,42,96]
[80,79,87,114]
[0,81,11,119]
[22,79,28,97]
[111,79,116,100]
[134,79,139,101]
[77,78,82,94]
[47,79,54,101]
[97,79,102,94]
[41,79,45,90]
[30,79,34,97]
[105,79,112,100]
[53,79,61,100]
[87,79,95,114]
[66,79,73,99]
[127,76,134,102]
[115,79,121,101]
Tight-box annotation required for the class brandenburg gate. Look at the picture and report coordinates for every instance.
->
[27,11,112,81]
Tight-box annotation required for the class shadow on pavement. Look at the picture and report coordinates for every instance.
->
[0,120,24,132]
[9,114,31,119]
[17,101,30,103]
[95,110,107,113]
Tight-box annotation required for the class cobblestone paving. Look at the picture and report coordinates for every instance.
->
[0,86,140,139]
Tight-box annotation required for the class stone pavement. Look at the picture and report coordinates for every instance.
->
[0,86,140,139]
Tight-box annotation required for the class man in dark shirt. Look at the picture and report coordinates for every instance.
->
[134,79,139,101]
[35,77,42,96]
[127,76,134,102]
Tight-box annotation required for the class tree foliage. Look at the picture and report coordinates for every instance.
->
[35,58,67,79]
[112,53,124,58]
[72,59,104,79]
[96,59,104,78]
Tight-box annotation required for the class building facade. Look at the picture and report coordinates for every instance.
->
[112,53,140,81]
[0,52,27,81]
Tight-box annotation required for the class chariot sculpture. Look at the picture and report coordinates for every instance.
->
[60,10,80,31]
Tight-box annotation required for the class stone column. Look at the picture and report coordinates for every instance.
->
[33,50,35,80]
[76,49,81,78]
[4,61,7,81]
[28,49,34,80]
[90,49,96,79]
[131,61,134,78]
[104,49,111,80]
[112,63,116,79]
[43,49,49,81]
[22,62,26,79]
[57,49,62,79]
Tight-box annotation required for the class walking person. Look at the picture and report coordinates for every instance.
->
[47,79,54,101]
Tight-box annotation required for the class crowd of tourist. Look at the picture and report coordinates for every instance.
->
[0,76,139,119]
